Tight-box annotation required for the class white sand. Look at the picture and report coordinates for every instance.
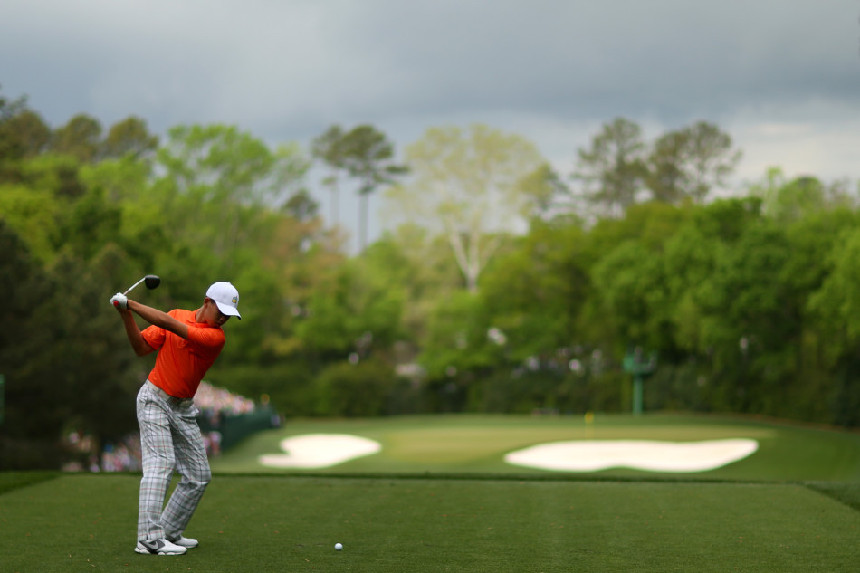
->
[504,439,759,473]
[258,434,381,469]
[257,434,759,473]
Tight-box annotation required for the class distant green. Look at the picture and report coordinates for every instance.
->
[211,414,860,481]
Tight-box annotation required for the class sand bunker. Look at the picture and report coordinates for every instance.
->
[258,434,759,473]
[504,439,759,473]
[259,434,381,469]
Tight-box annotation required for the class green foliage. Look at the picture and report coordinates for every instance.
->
[296,254,406,359]
[388,123,543,291]
[480,221,589,362]
[0,88,51,181]
[808,228,860,350]
[80,154,152,202]
[208,362,316,418]
[579,119,742,213]
[18,152,86,197]
[99,115,158,160]
[590,240,668,348]
[51,113,102,162]
[54,186,122,260]
[516,162,571,222]
[0,185,58,263]
[467,370,568,414]
[313,358,397,416]
[0,220,61,467]
[574,117,647,215]
[338,124,408,250]
[419,291,498,379]
[44,250,140,439]
[646,121,741,204]
[4,86,860,443]
[158,124,311,207]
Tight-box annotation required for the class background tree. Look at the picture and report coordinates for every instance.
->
[516,162,571,224]
[80,151,153,203]
[311,125,347,228]
[99,116,159,160]
[53,186,122,261]
[4,110,50,156]
[256,190,345,357]
[0,220,61,468]
[295,246,407,361]
[647,121,741,204]
[645,129,689,204]
[51,113,102,163]
[339,125,408,252]
[807,227,860,426]
[0,88,51,182]
[6,84,860,450]
[419,290,492,378]
[46,247,140,449]
[683,121,741,203]
[371,225,464,368]
[751,170,855,223]
[573,117,647,217]
[0,183,58,263]
[154,124,311,268]
[481,221,590,363]
[386,124,543,292]
[312,357,397,417]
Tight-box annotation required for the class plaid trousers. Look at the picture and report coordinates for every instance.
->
[136,381,211,541]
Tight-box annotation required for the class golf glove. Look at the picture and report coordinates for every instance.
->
[110,292,128,309]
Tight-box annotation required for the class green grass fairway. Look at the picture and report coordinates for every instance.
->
[2,415,858,572]
[1,473,858,572]
[211,414,860,481]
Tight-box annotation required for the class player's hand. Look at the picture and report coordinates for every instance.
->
[110,292,128,310]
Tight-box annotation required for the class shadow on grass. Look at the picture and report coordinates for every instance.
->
[804,481,860,512]
[5,470,858,514]
[0,471,61,495]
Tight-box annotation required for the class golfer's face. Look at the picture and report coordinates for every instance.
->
[205,299,230,327]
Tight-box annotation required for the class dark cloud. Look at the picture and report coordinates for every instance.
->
[2,0,859,248]
[5,0,857,130]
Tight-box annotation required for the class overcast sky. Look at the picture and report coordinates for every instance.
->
[3,0,859,248]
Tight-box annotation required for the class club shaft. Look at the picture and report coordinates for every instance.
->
[123,276,147,296]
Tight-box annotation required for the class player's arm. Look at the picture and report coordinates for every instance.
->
[128,300,190,339]
[115,308,156,357]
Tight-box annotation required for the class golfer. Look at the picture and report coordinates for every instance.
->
[110,281,241,556]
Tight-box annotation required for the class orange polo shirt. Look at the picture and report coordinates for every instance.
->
[141,308,226,399]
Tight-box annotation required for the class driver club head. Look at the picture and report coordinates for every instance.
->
[144,274,161,291]
[122,274,162,296]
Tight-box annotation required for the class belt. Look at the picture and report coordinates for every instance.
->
[146,380,194,407]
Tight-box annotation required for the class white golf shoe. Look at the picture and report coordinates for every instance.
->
[168,535,199,549]
[135,538,187,555]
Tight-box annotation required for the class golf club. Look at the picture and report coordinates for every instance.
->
[122,274,161,296]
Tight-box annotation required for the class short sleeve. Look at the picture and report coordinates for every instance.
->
[141,324,167,350]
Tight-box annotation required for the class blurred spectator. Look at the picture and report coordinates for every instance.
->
[62,381,256,472]
[204,431,222,457]
[195,381,255,417]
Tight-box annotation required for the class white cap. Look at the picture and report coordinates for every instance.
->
[205,281,242,319]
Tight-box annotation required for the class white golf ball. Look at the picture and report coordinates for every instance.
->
[335,542,343,550]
